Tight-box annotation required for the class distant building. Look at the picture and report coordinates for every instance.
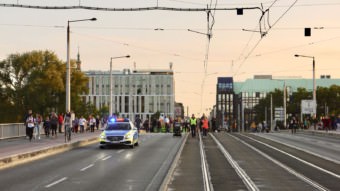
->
[214,75,340,130]
[82,69,175,122]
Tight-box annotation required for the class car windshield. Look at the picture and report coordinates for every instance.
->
[106,123,131,131]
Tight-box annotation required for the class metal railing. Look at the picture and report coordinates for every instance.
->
[0,123,27,140]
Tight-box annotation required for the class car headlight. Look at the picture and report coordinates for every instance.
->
[100,133,106,139]
[125,133,132,139]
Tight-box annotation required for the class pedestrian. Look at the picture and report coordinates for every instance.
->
[95,115,100,130]
[201,115,209,137]
[50,112,58,138]
[211,117,217,132]
[43,116,51,137]
[89,115,96,132]
[25,112,35,141]
[79,116,86,133]
[157,119,162,133]
[257,122,263,133]
[151,117,157,133]
[135,116,142,133]
[73,116,79,133]
[24,109,33,139]
[58,113,64,133]
[143,118,150,132]
[183,117,189,133]
[34,113,42,140]
[64,112,72,137]
[290,115,298,134]
[190,114,197,137]
[250,121,256,132]
[164,116,170,133]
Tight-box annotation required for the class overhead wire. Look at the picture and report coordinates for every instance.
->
[232,0,298,78]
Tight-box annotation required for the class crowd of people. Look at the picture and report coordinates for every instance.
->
[24,109,103,142]
[24,109,340,142]
[134,113,215,138]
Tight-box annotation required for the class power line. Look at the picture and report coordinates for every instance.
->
[232,0,298,77]
[0,3,261,12]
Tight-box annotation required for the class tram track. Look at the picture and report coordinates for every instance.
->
[166,131,340,190]
[197,132,340,190]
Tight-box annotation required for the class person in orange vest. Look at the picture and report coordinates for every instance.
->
[201,115,209,137]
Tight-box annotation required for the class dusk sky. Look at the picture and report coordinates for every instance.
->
[1,0,339,116]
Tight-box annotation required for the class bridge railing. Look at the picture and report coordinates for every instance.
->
[0,123,26,140]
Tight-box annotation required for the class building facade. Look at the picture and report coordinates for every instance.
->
[82,69,175,122]
[214,75,340,131]
[216,77,234,129]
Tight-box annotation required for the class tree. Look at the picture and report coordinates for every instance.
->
[0,50,89,122]
[254,85,340,124]
[254,89,283,123]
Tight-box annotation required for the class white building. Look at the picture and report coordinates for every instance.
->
[82,69,175,121]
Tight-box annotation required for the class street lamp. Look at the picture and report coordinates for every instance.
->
[294,54,316,116]
[109,55,130,116]
[66,17,96,113]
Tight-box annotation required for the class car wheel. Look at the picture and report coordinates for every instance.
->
[99,145,106,149]
[135,142,139,146]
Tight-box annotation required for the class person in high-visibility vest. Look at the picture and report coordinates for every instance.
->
[190,114,197,137]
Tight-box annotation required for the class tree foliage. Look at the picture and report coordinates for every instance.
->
[254,85,340,122]
[0,50,93,123]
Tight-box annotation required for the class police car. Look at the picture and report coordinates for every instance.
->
[99,118,139,149]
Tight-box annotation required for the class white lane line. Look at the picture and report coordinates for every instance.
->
[242,134,340,179]
[210,133,259,191]
[45,177,68,188]
[80,164,94,171]
[199,133,213,191]
[117,149,124,154]
[102,155,112,161]
[255,134,340,164]
[235,134,328,191]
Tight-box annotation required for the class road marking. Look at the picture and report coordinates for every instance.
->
[45,177,67,188]
[199,133,213,191]
[210,133,259,191]
[243,134,340,179]
[236,134,329,191]
[256,134,340,164]
[80,164,94,171]
[117,149,124,154]
[102,155,112,161]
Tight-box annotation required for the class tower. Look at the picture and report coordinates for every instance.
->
[76,47,82,71]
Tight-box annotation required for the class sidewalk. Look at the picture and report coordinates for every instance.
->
[277,128,340,138]
[298,128,340,138]
[0,131,100,170]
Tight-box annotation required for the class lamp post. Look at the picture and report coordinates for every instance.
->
[66,17,96,113]
[109,55,130,116]
[294,54,316,116]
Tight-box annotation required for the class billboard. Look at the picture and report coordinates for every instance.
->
[301,100,316,114]
[217,77,233,93]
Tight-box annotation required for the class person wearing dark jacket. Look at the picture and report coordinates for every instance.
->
[43,116,51,137]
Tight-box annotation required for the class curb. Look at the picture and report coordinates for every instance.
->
[297,130,340,138]
[0,137,98,170]
[159,133,188,191]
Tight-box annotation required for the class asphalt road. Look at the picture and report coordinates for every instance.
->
[0,133,185,191]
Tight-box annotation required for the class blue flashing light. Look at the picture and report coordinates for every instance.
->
[107,117,129,124]
[109,117,116,123]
